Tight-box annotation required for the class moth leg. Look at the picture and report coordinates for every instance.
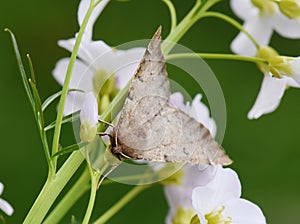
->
[98,119,115,128]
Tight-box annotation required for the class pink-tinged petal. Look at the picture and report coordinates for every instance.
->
[77,0,109,40]
[0,198,13,216]
[223,198,266,224]
[169,92,185,110]
[273,13,300,38]
[230,0,258,20]
[190,94,217,137]
[248,75,287,119]
[231,17,273,56]
[64,92,85,115]
[80,92,98,126]
[114,48,145,89]
[52,58,94,91]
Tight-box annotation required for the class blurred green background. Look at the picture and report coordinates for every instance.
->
[1,0,300,223]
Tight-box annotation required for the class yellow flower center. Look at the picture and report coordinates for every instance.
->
[204,206,232,224]
[256,46,294,78]
[92,69,119,114]
[251,0,277,15]
[172,207,196,224]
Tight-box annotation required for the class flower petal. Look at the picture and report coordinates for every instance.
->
[192,167,241,213]
[77,0,109,40]
[58,37,95,63]
[291,58,300,86]
[273,13,300,38]
[52,58,94,91]
[80,92,98,126]
[64,91,85,115]
[248,74,287,119]
[223,198,266,224]
[231,17,273,56]
[230,0,258,20]
[0,183,3,195]
[169,92,185,110]
[0,198,13,216]
[190,94,217,137]
[114,48,145,89]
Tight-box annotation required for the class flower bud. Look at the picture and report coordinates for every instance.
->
[278,0,300,19]
[251,0,276,15]
[80,92,98,142]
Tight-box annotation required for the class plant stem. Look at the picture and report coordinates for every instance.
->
[23,151,84,224]
[167,53,267,63]
[162,0,177,32]
[50,0,95,173]
[200,11,260,48]
[93,185,150,224]
[83,167,101,224]
[43,168,90,224]
[162,0,219,55]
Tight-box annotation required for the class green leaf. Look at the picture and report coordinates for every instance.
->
[52,142,88,158]
[44,112,80,131]
[26,54,36,83]
[29,79,44,127]
[5,28,35,110]
[42,89,84,112]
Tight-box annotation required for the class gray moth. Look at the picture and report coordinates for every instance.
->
[109,27,232,165]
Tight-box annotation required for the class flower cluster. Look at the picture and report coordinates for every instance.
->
[164,94,266,223]
[231,0,300,119]
[7,0,300,222]
[53,0,144,115]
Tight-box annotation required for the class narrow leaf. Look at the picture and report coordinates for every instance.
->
[44,112,80,131]
[29,79,44,127]
[52,142,88,158]
[5,28,35,109]
[26,54,36,83]
[42,89,84,112]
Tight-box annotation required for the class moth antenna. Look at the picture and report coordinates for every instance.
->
[97,162,120,189]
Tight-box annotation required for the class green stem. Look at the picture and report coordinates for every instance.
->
[200,11,260,49]
[23,151,84,224]
[167,53,267,63]
[43,168,90,224]
[93,185,150,224]
[162,0,219,54]
[83,167,101,224]
[162,0,177,32]
[50,0,96,172]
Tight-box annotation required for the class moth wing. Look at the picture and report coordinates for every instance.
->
[120,104,232,165]
[117,27,170,139]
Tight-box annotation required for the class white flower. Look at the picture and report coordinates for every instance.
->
[80,92,98,142]
[192,166,266,224]
[53,0,145,115]
[230,0,300,56]
[248,46,300,119]
[164,92,219,223]
[0,182,13,216]
[164,165,218,224]
[248,74,298,119]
